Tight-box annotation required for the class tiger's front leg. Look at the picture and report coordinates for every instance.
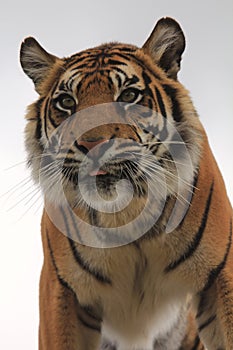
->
[216,268,233,349]
[39,251,101,350]
[194,267,233,350]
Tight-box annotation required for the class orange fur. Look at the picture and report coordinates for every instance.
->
[20,17,232,350]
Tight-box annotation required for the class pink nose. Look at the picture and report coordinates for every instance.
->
[77,138,110,157]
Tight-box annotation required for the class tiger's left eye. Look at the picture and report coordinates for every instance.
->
[118,88,141,103]
[55,94,76,110]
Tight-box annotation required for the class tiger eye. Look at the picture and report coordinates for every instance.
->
[61,96,76,109]
[118,88,140,103]
[54,93,76,111]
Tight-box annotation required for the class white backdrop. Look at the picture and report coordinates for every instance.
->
[0,1,232,349]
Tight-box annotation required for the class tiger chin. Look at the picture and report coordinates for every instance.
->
[20,17,233,350]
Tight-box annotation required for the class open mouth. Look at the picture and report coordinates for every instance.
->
[62,160,131,187]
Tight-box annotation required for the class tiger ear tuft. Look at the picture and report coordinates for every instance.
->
[142,17,185,79]
[20,37,59,92]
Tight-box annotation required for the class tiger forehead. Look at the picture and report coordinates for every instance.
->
[57,44,149,94]
[66,43,139,69]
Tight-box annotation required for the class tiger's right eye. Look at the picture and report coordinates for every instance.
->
[117,88,141,103]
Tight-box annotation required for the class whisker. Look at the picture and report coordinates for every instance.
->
[7,186,40,212]
[23,187,42,207]
[146,162,196,191]
[146,140,186,146]
[1,175,33,200]
[17,190,43,221]
[4,159,29,171]
[128,156,194,205]
[141,160,194,195]
[4,151,58,172]
[159,156,192,168]
[133,154,195,190]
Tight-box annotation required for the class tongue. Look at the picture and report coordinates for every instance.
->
[89,169,108,176]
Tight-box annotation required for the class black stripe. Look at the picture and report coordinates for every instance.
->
[60,207,111,284]
[125,74,140,86]
[197,219,232,319]
[113,67,128,77]
[115,73,123,89]
[66,47,162,83]
[108,59,126,66]
[72,62,92,70]
[60,206,84,243]
[114,52,162,81]
[107,74,114,90]
[66,53,91,69]
[115,47,137,53]
[196,291,209,320]
[162,84,183,122]
[190,336,202,350]
[202,219,232,292]
[147,98,153,112]
[141,72,154,99]
[166,182,214,272]
[63,158,80,165]
[34,98,44,141]
[46,230,74,291]
[43,98,50,140]
[66,70,82,84]
[131,126,143,143]
[138,97,154,117]
[58,79,68,92]
[35,116,42,141]
[81,304,102,323]
[88,207,99,227]
[177,172,199,229]
[45,81,61,132]
[198,314,216,333]
[155,87,167,119]
[47,229,94,333]
[48,107,59,129]
[77,314,101,332]
[73,140,88,155]
[68,237,111,284]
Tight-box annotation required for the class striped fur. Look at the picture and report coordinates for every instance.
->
[20,17,233,349]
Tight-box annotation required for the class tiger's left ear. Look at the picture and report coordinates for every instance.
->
[20,37,60,93]
[142,17,185,80]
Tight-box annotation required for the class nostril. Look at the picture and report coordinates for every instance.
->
[74,140,89,154]
[77,138,109,151]
[76,138,110,156]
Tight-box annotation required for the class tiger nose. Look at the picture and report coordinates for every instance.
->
[77,138,110,156]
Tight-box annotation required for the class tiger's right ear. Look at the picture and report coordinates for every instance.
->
[142,17,185,80]
[20,37,59,92]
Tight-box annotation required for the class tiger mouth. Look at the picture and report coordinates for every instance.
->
[66,167,126,185]
[63,160,146,196]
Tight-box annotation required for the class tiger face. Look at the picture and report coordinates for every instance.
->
[20,18,201,229]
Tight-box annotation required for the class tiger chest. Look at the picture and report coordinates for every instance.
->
[67,241,189,349]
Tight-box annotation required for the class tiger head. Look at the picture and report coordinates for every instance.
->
[20,17,202,235]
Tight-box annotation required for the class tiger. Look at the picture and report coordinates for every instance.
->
[20,17,233,350]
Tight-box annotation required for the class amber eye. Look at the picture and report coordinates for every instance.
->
[55,94,76,111]
[118,88,141,103]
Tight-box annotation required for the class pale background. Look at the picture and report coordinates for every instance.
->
[0,0,232,349]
